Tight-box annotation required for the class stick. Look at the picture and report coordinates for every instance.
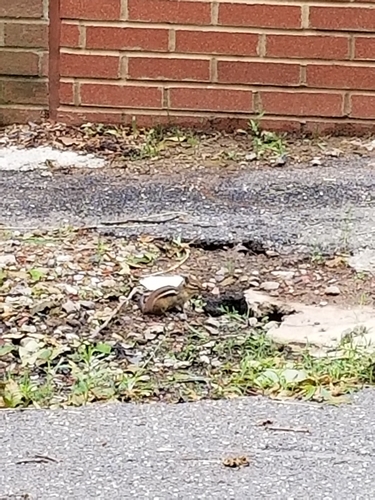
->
[92,286,138,336]
[148,250,190,277]
[80,212,189,230]
[264,426,310,434]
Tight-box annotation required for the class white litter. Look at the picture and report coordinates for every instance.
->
[0,146,106,171]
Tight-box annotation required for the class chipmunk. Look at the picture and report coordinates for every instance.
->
[140,276,202,315]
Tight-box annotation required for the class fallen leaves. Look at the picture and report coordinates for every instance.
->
[222,455,250,468]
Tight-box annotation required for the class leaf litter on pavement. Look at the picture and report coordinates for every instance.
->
[2,121,375,174]
[1,226,375,409]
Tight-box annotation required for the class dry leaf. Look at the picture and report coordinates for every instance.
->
[222,455,250,468]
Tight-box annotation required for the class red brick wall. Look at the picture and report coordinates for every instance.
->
[3,0,375,132]
[0,0,49,125]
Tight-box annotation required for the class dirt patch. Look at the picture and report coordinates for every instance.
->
[1,121,375,175]
[0,228,374,408]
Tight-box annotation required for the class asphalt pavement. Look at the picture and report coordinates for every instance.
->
[0,156,375,254]
[1,392,375,499]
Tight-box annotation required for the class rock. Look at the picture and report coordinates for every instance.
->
[273,154,287,167]
[324,285,340,296]
[244,289,295,319]
[65,284,78,295]
[80,300,96,309]
[249,317,258,327]
[264,321,280,331]
[260,281,280,291]
[101,279,117,288]
[56,255,72,263]
[0,254,16,267]
[271,271,295,280]
[245,153,257,161]
[249,281,260,287]
[266,303,375,354]
[62,300,79,314]
[325,148,342,157]
[348,249,375,274]
[265,250,279,257]
[311,157,322,166]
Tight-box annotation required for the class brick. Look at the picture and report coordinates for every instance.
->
[40,52,49,76]
[80,84,163,108]
[217,61,300,86]
[306,65,375,91]
[0,0,43,19]
[260,91,344,117]
[4,23,48,48]
[86,27,168,52]
[351,94,375,118]
[219,3,301,29]
[266,35,349,60]
[0,107,46,126]
[57,110,125,126]
[309,7,375,32]
[128,57,210,82]
[128,0,211,25]
[175,31,258,56]
[169,87,253,113]
[0,50,39,76]
[0,78,47,105]
[355,37,375,60]
[60,53,120,79]
[61,0,121,20]
[59,82,75,105]
[61,23,80,48]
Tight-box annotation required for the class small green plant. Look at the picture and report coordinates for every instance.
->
[249,113,286,157]
[311,247,325,263]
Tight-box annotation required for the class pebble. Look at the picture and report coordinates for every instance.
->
[271,270,295,280]
[311,157,322,166]
[249,317,258,327]
[62,300,79,314]
[56,255,72,263]
[65,284,78,295]
[249,280,260,287]
[263,321,279,331]
[101,279,117,288]
[260,281,280,291]
[0,254,16,267]
[245,152,257,161]
[324,285,341,296]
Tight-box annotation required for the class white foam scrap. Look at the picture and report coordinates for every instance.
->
[0,146,106,171]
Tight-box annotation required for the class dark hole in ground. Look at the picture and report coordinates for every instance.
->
[188,239,267,254]
[203,291,294,322]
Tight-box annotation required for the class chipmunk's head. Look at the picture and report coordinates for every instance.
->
[182,275,203,293]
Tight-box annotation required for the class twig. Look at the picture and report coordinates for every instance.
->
[92,287,138,337]
[16,454,59,465]
[264,426,310,434]
[270,399,323,408]
[100,215,180,225]
[81,212,189,230]
[148,249,190,277]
